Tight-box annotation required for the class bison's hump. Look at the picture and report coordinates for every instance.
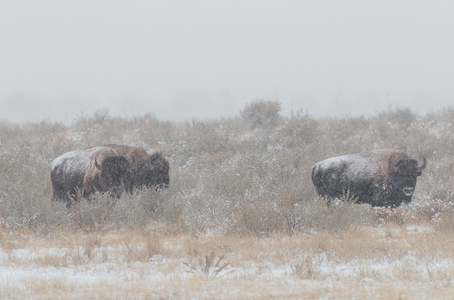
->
[316,154,374,179]
[51,150,91,174]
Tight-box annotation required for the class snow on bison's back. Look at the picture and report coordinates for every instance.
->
[311,149,426,207]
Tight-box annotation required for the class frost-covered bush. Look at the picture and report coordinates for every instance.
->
[239,100,282,130]
[1,105,454,236]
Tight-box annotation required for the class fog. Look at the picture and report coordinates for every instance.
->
[1,1,454,124]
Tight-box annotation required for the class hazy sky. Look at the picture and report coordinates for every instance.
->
[1,1,454,123]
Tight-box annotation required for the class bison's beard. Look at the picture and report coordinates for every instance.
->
[402,187,415,204]
[402,187,414,197]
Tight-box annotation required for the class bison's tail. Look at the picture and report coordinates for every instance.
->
[311,163,326,197]
[311,164,317,182]
[311,163,318,186]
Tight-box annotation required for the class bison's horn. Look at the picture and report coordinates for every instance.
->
[417,156,426,171]
[95,158,103,171]
[388,157,397,172]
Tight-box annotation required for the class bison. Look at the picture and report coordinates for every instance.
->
[50,146,132,206]
[104,144,170,192]
[311,149,426,207]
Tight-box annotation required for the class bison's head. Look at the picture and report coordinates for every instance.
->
[134,152,170,190]
[95,155,131,198]
[388,156,426,203]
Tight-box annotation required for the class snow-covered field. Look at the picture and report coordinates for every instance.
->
[3,108,454,298]
[1,224,454,299]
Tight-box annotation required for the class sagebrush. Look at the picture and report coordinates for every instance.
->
[1,105,454,236]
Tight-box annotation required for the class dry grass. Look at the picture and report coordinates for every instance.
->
[2,106,454,298]
[1,224,454,299]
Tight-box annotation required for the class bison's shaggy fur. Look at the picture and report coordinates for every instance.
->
[82,147,131,198]
[105,144,170,192]
[312,149,426,207]
[50,146,131,206]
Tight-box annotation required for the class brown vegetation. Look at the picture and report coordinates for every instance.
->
[1,105,454,298]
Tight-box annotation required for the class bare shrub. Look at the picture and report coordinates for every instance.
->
[371,206,414,226]
[67,196,118,233]
[296,197,373,233]
[418,155,454,203]
[232,196,282,236]
[62,191,163,233]
[135,114,175,147]
[240,100,282,130]
[291,255,321,279]
[378,107,417,128]
[0,106,452,237]
[318,116,372,155]
[183,250,233,279]
[123,230,164,263]
[273,111,322,148]
[410,199,454,224]
[435,210,454,232]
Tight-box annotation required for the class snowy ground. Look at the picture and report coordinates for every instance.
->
[1,256,452,299]
[1,226,454,299]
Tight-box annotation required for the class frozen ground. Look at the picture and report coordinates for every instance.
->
[1,258,452,299]
[1,227,454,299]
